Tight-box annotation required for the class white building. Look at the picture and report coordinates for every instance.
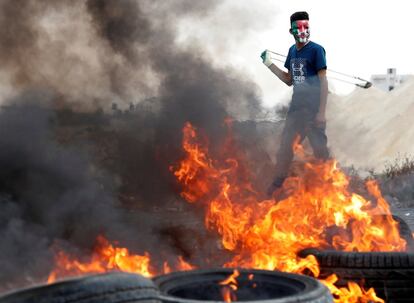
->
[371,68,409,91]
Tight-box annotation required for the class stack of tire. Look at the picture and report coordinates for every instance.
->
[300,215,414,303]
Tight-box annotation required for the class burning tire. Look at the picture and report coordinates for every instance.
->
[300,249,414,302]
[300,216,414,303]
[392,214,414,251]
[154,268,333,303]
[0,272,159,303]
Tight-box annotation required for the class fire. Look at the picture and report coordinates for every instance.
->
[321,274,385,303]
[46,121,405,303]
[48,235,154,283]
[219,269,240,303]
[171,122,217,203]
[48,235,195,283]
[171,122,405,302]
[177,255,196,271]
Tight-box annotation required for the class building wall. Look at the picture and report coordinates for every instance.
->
[371,68,409,91]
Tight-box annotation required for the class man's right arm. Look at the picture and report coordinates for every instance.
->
[269,64,292,86]
[261,50,292,86]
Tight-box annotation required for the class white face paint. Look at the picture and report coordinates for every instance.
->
[291,20,310,43]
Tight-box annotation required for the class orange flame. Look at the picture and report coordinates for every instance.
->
[320,274,385,303]
[46,121,404,303]
[219,269,240,303]
[48,235,153,283]
[171,122,404,303]
[48,236,195,283]
[177,255,196,271]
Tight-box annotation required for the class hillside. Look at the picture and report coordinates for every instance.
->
[327,76,414,172]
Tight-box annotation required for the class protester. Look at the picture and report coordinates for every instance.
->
[261,11,330,197]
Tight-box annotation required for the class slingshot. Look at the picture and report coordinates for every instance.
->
[266,50,372,89]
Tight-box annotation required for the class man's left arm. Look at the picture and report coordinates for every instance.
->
[315,69,328,127]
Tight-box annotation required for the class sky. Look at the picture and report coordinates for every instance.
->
[0,0,412,109]
[177,0,414,107]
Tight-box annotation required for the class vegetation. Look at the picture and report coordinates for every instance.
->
[382,154,414,179]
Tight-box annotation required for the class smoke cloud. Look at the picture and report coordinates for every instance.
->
[0,94,125,288]
[0,0,268,290]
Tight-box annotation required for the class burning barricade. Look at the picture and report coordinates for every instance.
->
[1,121,414,303]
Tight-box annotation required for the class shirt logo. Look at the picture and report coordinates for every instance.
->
[291,58,307,84]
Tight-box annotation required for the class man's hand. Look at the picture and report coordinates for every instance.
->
[260,50,273,67]
[314,112,326,128]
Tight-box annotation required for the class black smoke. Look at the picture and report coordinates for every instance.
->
[0,0,265,291]
[0,93,126,288]
[82,0,262,201]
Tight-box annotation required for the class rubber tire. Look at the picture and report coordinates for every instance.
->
[299,215,414,302]
[392,215,414,251]
[0,272,160,303]
[154,268,333,303]
[300,249,414,303]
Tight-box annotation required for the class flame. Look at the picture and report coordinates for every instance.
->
[48,236,195,283]
[177,255,196,271]
[219,269,240,303]
[171,122,405,302]
[46,121,405,303]
[48,235,154,283]
[170,122,217,203]
[320,274,385,303]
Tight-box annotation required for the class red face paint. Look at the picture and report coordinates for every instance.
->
[291,20,310,43]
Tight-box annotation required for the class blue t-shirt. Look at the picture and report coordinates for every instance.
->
[284,41,327,113]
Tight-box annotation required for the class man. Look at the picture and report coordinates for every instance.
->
[261,11,330,197]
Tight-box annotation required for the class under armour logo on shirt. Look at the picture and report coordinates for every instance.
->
[291,58,307,84]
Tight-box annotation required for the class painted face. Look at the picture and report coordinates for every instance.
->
[291,20,310,43]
